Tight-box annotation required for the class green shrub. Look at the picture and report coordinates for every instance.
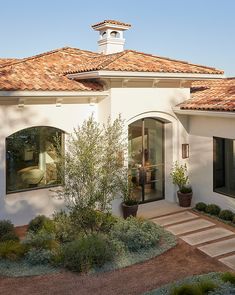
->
[170,283,202,295]
[28,215,52,234]
[0,220,19,242]
[198,279,218,293]
[70,208,118,234]
[0,241,27,261]
[25,248,53,265]
[180,186,192,194]
[195,202,207,212]
[62,233,116,272]
[221,272,235,285]
[219,210,234,221]
[110,217,160,252]
[23,231,58,251]
[53,211,75,243]
[205,204,221,216]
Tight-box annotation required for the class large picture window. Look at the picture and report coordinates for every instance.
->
[213,137,235,198]
[6,126,64,194]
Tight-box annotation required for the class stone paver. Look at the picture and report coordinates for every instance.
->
[166,219,215,235]
[219,254,235,271]
[181,227,234,246]
[198,238,235,257]
[153,211,198,226]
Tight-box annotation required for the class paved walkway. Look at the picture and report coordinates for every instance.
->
[152,210,235,271]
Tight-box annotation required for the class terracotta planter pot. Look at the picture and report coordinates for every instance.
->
[177,191,193,207]
[122,202,138,219]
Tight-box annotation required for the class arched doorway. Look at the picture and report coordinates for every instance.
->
[128,118,164,203]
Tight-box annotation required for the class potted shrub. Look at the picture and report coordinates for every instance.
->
[120,174,139,219]
[171,162,193,207]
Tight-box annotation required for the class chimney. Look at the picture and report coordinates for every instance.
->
[91,20,131,54]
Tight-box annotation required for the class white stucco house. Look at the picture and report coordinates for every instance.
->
[0,20,234,226]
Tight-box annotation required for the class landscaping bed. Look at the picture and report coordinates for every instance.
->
[144,272,235,295]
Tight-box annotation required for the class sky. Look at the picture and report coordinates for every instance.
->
[0,0,234,76]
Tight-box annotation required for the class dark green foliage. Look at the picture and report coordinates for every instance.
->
[0,220,19,242]
[219,210,234,221]
[28,215,52,234]
[62,233,116,272]
[198,279,218,293]
[110,217,160,252]
[180,186,192,194]
[205,204,221,216]
[195,202,207,212]
[0,241,27,261]
[170,283,202,295]
[221,272,235,285]
[70,208,118,234]
[233,215,235,224]
[123,199,138,206]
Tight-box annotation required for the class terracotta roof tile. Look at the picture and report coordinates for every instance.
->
[67,50,224,75]
[0,58,19,66]
[91,20,131,28]
[0,47,103,91]
[178,78,235,112]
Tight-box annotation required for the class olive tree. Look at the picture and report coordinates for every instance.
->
[57,115,127,213]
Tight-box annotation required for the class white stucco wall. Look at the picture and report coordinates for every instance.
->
[0,103,96,225]
[108,86,190,215]
[188,115,235,211]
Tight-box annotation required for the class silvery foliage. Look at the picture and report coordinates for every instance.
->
[57,115,127,212]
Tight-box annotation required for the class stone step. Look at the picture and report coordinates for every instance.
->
[166,219,215,235]
[181,227,234,246]
[219,254,235,271]
[198,237,235,257]
[152,211,198,226]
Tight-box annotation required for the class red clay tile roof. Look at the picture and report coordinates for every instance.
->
[0,47,224,91]
[0,58,19,66]
[91,20,131,28]
[178,78,235,112]
[0,47,103,91]
[67,50,224,75]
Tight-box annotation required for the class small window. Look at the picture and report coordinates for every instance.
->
[213,137,235,198]
[6,126,64,193]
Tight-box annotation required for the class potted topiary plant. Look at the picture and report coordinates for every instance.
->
[120,174,139,219]
[170,162,193,207]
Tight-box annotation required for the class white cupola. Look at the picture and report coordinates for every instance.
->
[91,20,131,54]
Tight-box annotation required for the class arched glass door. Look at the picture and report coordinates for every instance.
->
[128,118,164,203]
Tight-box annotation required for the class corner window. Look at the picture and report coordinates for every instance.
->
[213,137,235,198]
[6,126,64,194]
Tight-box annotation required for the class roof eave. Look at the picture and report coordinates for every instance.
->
[67,70,225,81]
[173,106,235,118]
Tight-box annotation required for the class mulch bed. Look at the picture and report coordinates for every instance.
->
[0,239,230,295]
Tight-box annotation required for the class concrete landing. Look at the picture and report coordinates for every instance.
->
[138,200,188,219]
[219,254,235,271]
[166,219,215,235]
[153,211,198,226]
[181,227,234,246]
[198,238,235,257]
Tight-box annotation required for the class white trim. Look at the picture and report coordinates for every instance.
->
[173,107,235,118]
[67,70,225,80]
[0,90,109,97]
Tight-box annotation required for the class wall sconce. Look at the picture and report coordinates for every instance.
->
[182,144,189,159]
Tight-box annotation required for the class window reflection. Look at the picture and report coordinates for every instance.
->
[6,127,64,193]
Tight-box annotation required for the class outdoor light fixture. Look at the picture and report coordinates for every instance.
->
[182,144,189,159]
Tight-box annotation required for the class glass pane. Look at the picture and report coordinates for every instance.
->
[6,127,63,193]
[214,137,235,198]
[128,118,164,203]
[144,118,164,201]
